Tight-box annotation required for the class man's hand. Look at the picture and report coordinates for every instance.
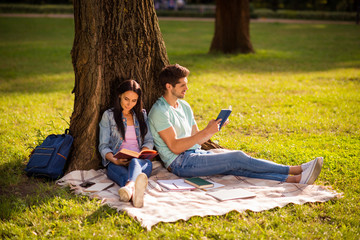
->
[158,119,223,155]
[222,119,230,128]
[204,119,222,135]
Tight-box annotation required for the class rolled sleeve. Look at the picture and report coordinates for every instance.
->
[141,110,154,150]
[98,111,114,162]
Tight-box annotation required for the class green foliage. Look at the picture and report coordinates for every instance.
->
[1,17,360,238]
[0,4,73,14]
[255,8,357,21]
[0,3,357,21]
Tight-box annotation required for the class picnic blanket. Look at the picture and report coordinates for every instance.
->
[56,161,340,230]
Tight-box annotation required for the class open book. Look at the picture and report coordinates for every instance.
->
[157,179,196,191]
[114,148,158,160]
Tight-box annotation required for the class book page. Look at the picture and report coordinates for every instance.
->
[157,179,196,191]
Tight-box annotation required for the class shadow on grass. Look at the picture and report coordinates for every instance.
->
[3,47,359,95]
[0,159,69,220]
[169,50,360,76]
[0,172,63,220]
[0,71,74,94]
[84,205,118,225]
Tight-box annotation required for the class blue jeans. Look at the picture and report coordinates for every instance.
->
[106,158,152,187]
[168,149,290,182]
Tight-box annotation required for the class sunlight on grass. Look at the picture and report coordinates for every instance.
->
[0,17,359,238]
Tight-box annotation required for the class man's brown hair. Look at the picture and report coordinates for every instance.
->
[159,64,190,91]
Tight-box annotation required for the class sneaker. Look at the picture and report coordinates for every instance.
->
[118,185,132,202]
[132,173,148,208]
[301,157,322,171]
[300,157,323,184]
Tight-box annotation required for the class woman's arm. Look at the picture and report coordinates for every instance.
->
[99,111,114,161]
[105,152,130,166]
[99,110,129,166]
[141,110,155,150]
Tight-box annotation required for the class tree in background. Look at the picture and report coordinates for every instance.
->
[67,0,169,171]
[210,0,254,54]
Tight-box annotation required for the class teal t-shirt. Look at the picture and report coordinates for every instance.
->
[148,96,201,168]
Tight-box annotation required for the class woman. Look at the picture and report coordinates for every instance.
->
[99,79,154,208]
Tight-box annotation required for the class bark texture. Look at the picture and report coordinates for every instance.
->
[210,0,254,54]
[67,0,169,171]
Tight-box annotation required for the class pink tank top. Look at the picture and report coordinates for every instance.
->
[120,125,140,152]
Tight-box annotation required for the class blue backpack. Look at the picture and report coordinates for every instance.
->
[25,129,73,180]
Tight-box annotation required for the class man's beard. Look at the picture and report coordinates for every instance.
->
[172,89,185,99]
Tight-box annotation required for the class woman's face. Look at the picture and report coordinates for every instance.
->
[120,90,138,113]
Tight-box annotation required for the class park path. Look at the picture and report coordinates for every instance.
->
[0,13,356,25]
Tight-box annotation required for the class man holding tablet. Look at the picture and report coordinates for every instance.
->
[148,64,323,185]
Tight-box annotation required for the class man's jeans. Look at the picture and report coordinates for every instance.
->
[168,149,290,182]
[107,158,152,187]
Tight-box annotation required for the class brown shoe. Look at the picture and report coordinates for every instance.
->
[132,173,148,208]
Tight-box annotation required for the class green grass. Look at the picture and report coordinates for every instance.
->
[1,17,359,239]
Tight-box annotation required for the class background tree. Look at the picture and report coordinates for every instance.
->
[210,0,254,54]
[67,0,169,172]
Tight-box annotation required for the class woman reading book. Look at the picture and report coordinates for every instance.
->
[99,79,154,208]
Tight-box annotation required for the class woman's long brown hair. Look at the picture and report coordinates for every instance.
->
[112,79,147,142]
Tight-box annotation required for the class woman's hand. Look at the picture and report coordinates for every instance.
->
[106,152,130,166]
[113,158,130,166]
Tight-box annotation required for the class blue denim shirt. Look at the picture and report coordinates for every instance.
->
[98,108,154,167]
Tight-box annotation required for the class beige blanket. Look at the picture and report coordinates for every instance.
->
[56,161,340,230]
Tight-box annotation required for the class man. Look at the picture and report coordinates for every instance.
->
[148,64,322,184]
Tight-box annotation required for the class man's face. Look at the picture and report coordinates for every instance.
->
[171,77,188,99]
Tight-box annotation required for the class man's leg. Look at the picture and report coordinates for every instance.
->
[170,149,290,182]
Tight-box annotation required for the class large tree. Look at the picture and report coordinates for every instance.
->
[67,0,169,172]
[210,0,254,54]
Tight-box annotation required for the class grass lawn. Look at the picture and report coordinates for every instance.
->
[0,17,359,239]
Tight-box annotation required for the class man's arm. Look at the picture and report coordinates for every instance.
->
[158,119,222,155]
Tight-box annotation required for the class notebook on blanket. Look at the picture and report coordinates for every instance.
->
[207,188,256,201]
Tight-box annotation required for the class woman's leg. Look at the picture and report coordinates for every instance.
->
[127,158,152,208]
[106,162,129,187]
[170,149,290,182]
[128,158,152,182]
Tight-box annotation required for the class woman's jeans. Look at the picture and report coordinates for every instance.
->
[168,149,290,182]
[107,158,152,187]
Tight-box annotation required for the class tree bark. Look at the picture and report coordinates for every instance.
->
[210,0,254,54]
[67,0,169,172]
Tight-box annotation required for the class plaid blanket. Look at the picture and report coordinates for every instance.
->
[56,161,340,230]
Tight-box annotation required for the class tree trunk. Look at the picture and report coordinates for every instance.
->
[67,0,169,172]
[210,0,254,54]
